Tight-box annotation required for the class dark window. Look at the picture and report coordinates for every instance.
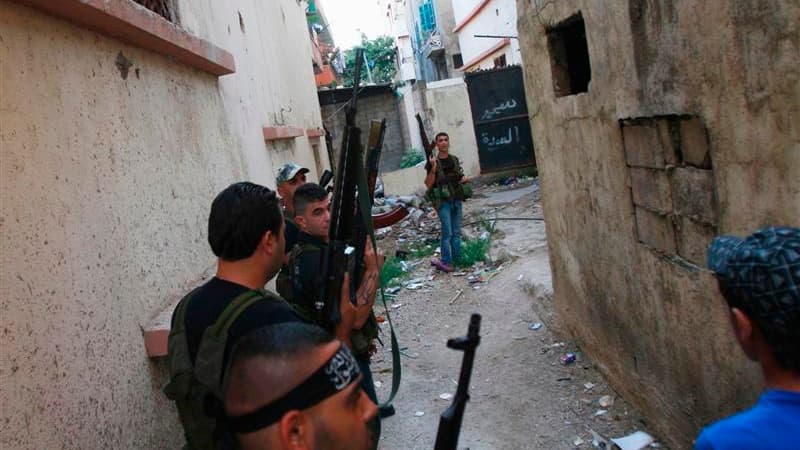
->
[133,0,178,23]
[546,12,591,97]
[493,54,507,68]
[452,53,463,69]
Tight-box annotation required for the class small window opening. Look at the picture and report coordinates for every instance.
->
[546,11,591,97]
[493,54,507,68]
[452,53,463,69]
[133,0,178,23]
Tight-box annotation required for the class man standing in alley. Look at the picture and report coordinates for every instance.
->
[275,162,309,254]
[424,132,471,273]
[164,181,357,450]
[695,226,800,450]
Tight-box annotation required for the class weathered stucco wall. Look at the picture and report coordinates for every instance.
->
[517,0,798,448]
[423,78,481,177]
[0,1,325,448]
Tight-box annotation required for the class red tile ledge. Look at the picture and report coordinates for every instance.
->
[13,0,236,76]
[263,126,305,141]
[142,268,214,358]
[306,127,325,138]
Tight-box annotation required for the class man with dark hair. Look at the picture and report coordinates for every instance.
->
[695,226,800,450]
[165,181,356,450]
[276,182,384,443]
[276,162,310,254]
[223,323,377,450]
[424,131,470,273]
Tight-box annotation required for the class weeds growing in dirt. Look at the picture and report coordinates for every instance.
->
[456,236,491,268]
[380,257,406,286]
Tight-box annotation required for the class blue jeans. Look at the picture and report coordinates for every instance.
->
[438,200,462,265]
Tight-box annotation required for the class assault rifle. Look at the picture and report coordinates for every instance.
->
[415,113,435,160]
[365,119,387,201]
[318,48,365,325]
[433,314,481,450]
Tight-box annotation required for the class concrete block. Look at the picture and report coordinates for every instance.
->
[622,122,666,168]
[657,119,680,166]
[680,118,711,168]
[635,207,677,253]
[671,167,716,224]
[674,216,715,267]
[630,167,672,212]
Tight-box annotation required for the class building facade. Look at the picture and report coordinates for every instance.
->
[517,0,799,447]
[454,0,522,72]
[0,0,327,448]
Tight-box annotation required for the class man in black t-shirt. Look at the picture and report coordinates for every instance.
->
[168,182,359,448]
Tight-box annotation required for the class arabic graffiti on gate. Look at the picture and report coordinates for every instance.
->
[479,98,518,121]
[481,126,520,150]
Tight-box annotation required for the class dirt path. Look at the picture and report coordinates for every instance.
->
[371,182,668,450]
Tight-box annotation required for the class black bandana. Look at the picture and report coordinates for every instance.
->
[225,344,361,433]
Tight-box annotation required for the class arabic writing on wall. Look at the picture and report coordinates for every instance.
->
[480,126,520,150]
[479,98,519,121]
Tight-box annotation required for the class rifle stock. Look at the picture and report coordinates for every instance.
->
[319,48,365,325]
[433,314,481,450]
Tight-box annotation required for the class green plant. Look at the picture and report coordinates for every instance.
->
[380,257,406,286]
[456,237,491,268]
[400,148,425,169]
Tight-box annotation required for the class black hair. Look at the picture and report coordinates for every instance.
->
[292,183,329,217]
[207,182,282,261]
[718,278,800,372]
[228,323,333,369]
[434,132,449,141]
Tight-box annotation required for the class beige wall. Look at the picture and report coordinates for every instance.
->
[0,1,325,448]
[424,78,481,176]
[382,165,427,196]
[517,0,798,448]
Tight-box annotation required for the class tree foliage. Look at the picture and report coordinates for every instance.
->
[338,34,397,86]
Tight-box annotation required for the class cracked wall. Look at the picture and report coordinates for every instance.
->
[517,0,798,448]
[0,1,324,448]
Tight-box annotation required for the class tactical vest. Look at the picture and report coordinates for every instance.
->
[163,289,276,450]
[426,155,472,208]
[282,240,380,357]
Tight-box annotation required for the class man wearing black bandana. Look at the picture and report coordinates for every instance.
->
[224,323,377,450]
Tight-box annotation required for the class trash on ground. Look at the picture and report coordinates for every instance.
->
[374,381,383,388]
[438,393,453,401]
[452,271,467,276]
[610,431,655,450]
[590,429,611,449]
[560,352,577,365]
[557,377,572,381]
[574,436,585,446]
[390,303,403,309]
[406,283,424,290]
[594,409,607,416]
[529,322,543,330]
[599,395,614,408]
[414,411,425,417]
[448,289,464,304]
[551,342,566,347]
[386,286,401,295]
[584,382,596,391]
[517,274,524,281]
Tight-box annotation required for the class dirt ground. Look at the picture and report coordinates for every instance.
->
[370,181,669,450]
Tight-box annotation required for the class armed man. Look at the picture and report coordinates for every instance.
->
[164,181,360,450]
[276,182,385,442]
[275,162,309,254]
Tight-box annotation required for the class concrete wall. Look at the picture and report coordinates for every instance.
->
[382,165,428,196]
[433,0,461,76]
[454,0,521,70]
[423,78,481,177]
[0,1,325,448]
[321,90,409,172]
[517,0,798,448]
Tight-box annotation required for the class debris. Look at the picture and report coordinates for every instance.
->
[556,377,572,381]
[452,271,467,276]
[611,431,655,450]
[529,322,543,331]
[584,382,596,391]
[406,283,424,290]
[472,286,481,290]
[598,395,614,408]
[399,348,418,359]
[448,289,464,304]
[390,303,403,309]
[574,436,586,446]
[414,411,425,417]
[590,429,611,449]
[517,274,524,281]
[594,409,608,416]
[551,342,566,347]
[386,286,401,295]
[560,353,577,365]
[512,336,527,340]
[438,393,453,401]
[374,381,383,388]
[405,277,426,285]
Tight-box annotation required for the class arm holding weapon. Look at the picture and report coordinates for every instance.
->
[434,314,481,450]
